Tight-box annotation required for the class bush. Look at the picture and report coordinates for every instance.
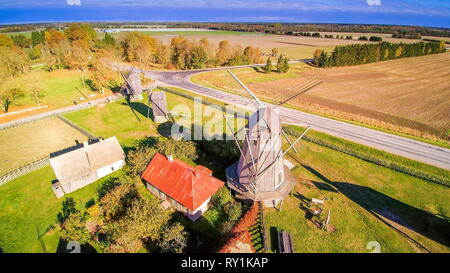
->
[224,201,243,222]
[126,146,157,177]
[211,187,234,209]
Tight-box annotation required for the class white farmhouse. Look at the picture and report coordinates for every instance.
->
[50,136,125,197]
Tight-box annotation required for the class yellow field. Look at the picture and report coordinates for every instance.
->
[191,52,450,142]
[0,117,88,175]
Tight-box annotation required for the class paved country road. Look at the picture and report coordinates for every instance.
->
[137,60,450,170]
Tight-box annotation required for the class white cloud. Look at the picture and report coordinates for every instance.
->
[66,0,81,6]
[367,0,381,6]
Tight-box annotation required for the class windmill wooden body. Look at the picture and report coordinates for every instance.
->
[225,70,315,207]
[122,70,143,102]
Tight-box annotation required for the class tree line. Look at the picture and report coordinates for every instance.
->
[314,41,446,68]
[0,23,272,113]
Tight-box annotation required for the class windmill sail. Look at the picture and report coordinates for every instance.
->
[224,71,312,207]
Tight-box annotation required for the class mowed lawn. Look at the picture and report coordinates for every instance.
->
[0,166,125,253]
[64,90,247,147]
[0,117,88,175]
[0,70,107,123]
[265,131,450,253]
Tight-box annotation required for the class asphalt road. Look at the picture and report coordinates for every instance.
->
[141,61,450,170]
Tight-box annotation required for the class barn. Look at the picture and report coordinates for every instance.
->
[49,136,125,197]
[150,91,169,123]
[141,153,224,221]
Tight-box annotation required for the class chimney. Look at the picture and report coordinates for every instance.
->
[167,155,173,162]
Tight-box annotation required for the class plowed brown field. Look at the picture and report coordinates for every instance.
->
[192,52,450,141]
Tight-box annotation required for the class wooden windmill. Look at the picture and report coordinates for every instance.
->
[225,70,317,208]
[121,69,143,102]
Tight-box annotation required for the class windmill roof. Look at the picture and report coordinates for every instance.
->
[141,153,224,211]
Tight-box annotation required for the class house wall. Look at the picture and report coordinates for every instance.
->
[145,182,210,221]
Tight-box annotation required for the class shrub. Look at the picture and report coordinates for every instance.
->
[211,187,234,209]
[225,201,243,222]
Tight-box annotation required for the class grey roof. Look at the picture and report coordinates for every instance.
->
[124,72,143,96]
[150,91,168,118]
[50,136,125,183]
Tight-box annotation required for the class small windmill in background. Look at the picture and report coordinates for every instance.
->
[225,69,319,208]
[120,69,144,102]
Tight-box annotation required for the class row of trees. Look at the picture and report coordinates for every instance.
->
[262,55,290,73]
[119,32,265,70]
[315,41,446,67]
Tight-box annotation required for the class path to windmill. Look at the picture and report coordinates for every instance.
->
[139,60,450,170]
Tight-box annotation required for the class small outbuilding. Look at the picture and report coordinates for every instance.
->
[122,71,143,101]
[141,153,224,221]
[149,91,169,123]
[49,136,125,196]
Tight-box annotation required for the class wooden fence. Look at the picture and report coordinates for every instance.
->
[56,115,97,139]
[0,156,50,186]
[0,93,123,131]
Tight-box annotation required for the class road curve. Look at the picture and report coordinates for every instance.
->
[140,61,450,170]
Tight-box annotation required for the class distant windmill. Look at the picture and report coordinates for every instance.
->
[225,70,314,208]
[121,69,143,102]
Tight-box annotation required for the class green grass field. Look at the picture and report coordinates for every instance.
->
[64,89,249,147]
[0,166,126,253]
[264,127,450,253]
[1,70,102,116]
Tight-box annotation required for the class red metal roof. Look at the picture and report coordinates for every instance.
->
[141,153,224,211]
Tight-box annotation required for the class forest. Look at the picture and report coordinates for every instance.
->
[314,41,446,67]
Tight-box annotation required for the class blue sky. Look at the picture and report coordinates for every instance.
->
[0,0,449,28]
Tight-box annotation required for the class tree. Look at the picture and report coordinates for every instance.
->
[0,86,24,113]
[11,34,31,48]
[216,40,232,64]
[277,55,289,73]
[60,212,91,245]
[0,34,14,48]
[0,46,30,78]
[158,223,188,253]
[263,57,272,73]
[155,138,198,161]
[65,23,97,46]
[57,197,78,223]
[313,49,324,65]
[224,201,242,222]
[184,45,208,69]
[211,186,233,209]
[67,39,91,71]
[97,184,171,253]
[271,48,279,57]
[25,73,45,107]
[126,146,157,177]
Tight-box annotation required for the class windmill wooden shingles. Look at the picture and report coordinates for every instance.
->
[123,71,143,101]
[226,106,296,207]
[150,91,168,123]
